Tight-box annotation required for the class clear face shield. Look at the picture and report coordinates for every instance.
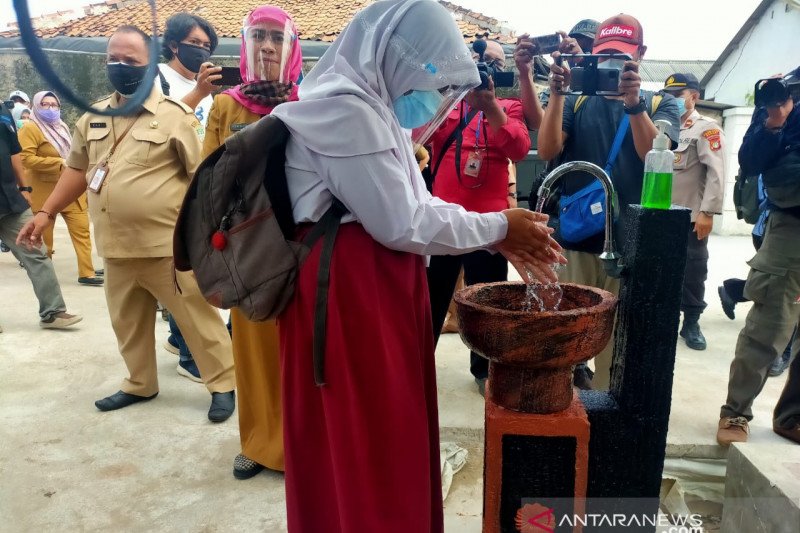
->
[242,18,296,84]
[410,83,475,148]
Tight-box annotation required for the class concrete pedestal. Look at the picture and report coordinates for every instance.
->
[483,389,589,533]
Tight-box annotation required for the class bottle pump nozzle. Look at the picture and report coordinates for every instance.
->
[653,120,671,150]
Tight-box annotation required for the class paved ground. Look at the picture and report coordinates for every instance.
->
[0,225,796,532]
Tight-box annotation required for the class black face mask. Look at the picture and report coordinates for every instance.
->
[176,43,211,74]
[107,62,149,97]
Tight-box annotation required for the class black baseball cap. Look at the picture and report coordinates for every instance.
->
[664,73,701,92]
[569,19,599,40]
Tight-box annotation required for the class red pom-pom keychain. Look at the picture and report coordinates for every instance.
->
[211,230,227,251]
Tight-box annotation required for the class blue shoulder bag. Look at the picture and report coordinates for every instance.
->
[558,114,629,243]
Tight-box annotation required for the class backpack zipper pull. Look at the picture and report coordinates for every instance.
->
[211,215,231,251]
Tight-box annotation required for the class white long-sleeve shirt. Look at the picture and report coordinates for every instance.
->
[284,138,508,256]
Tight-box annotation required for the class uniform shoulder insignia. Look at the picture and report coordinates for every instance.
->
[163,95,194,114]
[702,128,723,152]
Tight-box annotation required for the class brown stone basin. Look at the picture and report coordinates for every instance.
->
[454,282,617,414]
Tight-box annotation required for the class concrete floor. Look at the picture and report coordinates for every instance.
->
[1,224,797,532]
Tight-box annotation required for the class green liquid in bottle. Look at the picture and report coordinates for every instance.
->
[641,171,672,209]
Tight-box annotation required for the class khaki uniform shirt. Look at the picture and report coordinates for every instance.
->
[66,87,203,258]
[672,110,726,222]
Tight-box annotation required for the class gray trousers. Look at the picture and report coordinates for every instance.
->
[0,209,67,320]
[721,211,800,428]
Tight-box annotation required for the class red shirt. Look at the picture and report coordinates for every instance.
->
[430,98,530,213]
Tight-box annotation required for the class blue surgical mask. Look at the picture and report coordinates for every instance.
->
[39,108,61,123]
[674,97,686,117]
[392,90,443,129]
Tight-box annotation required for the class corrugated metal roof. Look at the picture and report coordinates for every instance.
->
[639,59,715,86]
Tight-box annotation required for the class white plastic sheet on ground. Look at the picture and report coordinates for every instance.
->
[441,442,469,500]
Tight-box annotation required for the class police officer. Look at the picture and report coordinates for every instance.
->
[17,25,236,421]
[716,67,800,446]
[663,73,725,351]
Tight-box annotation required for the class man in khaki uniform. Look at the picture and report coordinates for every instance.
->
[17,25,236,422]
[663,73,725,351]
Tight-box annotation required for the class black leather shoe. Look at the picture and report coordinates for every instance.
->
[95,390,158,411]
[95,269,104,276]
[718,285,736,320]
[680,321,707,350]
[78,276,104,286]
[208,391,235,422]
[573,365,594,390]
[475,377,487,398]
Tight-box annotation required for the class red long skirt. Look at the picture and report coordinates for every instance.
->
[280,223,443,533]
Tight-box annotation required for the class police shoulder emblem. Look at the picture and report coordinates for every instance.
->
[702,128,722,151]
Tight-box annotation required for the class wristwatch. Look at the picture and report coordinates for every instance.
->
[18,186,32,193]
[623,96,647,115]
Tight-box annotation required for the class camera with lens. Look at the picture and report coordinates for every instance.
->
[3,100,14,111]
[557,53,632,96]
[754,72,800,108]
[472,39,514,90]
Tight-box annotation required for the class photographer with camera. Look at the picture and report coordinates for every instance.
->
[515,19,599,130]
[537,14,680,390]
[426,38,532,396]
[717,66,800,447]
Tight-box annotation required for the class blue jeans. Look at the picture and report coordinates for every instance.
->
[169,313,232,363]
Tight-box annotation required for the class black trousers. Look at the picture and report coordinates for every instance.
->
[427,250,508,379]
[681,225,709,318]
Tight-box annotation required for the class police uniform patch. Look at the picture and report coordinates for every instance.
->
[702,129,722,151]
[230,123,248,132]
[674,152,682,164]
[90,122,107,129]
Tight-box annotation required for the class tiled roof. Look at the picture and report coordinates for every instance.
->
[18,0,515,43]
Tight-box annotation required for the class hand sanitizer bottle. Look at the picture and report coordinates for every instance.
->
[641,120,674,209]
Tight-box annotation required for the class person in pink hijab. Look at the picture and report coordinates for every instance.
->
[202,5,302,481]
[17,91,102,285]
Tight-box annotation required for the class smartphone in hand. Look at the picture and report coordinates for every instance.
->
[211,66,243,86]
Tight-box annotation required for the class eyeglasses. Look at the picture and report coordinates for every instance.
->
[40,102,60,109]
[182,38,212,50]
[247,29,294,45]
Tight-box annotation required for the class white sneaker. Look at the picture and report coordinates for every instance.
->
[163,340,180,355]
[40,312,82,329]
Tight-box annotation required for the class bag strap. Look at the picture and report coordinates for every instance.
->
[604,114,630,176]
[431,107,480,180]
[300,197,349,386]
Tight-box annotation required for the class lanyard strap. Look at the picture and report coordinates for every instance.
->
[604,114,630,176]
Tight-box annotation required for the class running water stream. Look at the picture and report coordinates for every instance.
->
[523,263,565,312]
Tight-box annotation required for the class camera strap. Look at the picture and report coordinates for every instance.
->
[431,106,480,180]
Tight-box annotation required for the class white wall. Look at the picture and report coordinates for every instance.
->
[716,107,757,236]
[704,1,800,107]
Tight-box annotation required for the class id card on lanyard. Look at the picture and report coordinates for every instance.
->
[88,113,141,193]
[462,105,487,186]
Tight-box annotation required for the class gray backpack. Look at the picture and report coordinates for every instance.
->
[173,115,346,385]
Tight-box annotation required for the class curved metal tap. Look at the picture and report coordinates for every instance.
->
[535,161,624,278]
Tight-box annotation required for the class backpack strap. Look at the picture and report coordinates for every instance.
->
[300,198,349,386]
[573,95,588,113]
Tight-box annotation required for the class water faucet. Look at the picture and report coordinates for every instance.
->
[535,161,624,278]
